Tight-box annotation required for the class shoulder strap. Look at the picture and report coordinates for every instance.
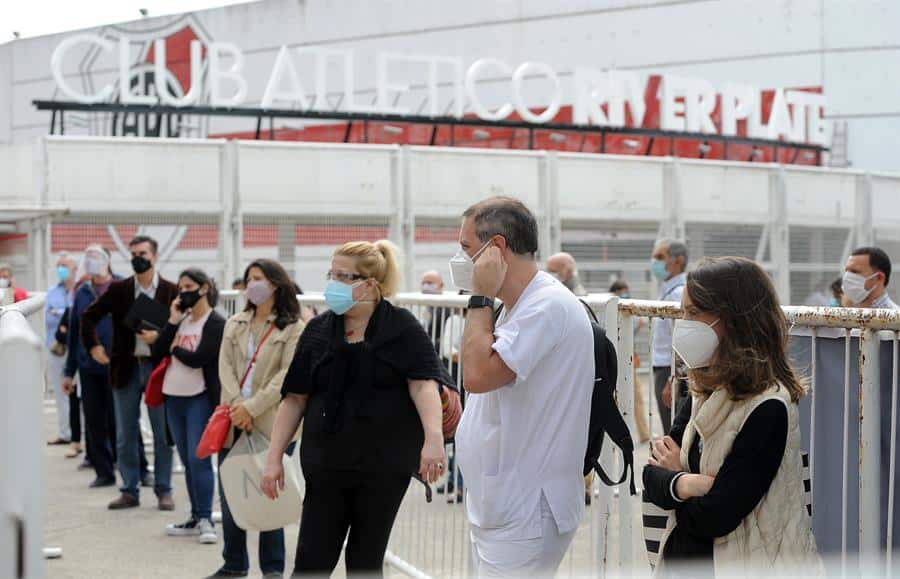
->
[578,298,600,324]
[238,324,277,389]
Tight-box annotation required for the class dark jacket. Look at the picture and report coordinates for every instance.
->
[151,310,226,407]
[65,276,122,378]
[80,275,178,389]
[282,299,455,474]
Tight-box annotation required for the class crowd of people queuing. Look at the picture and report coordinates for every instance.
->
[33,195,900,578]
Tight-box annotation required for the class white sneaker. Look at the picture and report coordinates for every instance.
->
[166,517,200,536]
[198,518,217,544]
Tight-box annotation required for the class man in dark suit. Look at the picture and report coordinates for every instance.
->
[81,235,178,511]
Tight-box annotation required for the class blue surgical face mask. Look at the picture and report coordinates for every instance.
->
[324,280,362,315]
[651,259,669,281]
[57,265,71,283]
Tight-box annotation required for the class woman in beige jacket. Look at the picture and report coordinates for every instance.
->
[207,258,303,579]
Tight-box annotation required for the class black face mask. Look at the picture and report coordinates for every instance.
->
[131,255,153,275]
[178,290,202,311]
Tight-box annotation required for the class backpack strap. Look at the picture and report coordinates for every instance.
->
[591,411,638,496]
[578,298,600,324]
[580,303,638,496]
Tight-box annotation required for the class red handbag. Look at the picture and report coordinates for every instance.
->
[145,356,171,408]
[195,324,276,459]
[196,405,232,459]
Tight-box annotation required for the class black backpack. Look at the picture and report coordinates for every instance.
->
[577,299,636,496]
[494,298,636,496]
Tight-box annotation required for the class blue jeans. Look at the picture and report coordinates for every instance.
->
[112,361,173,498]
[166,393,214,520]
[218,438,295,574]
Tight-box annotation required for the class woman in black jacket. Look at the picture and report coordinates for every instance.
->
[261,240,448,578]
[151,268,226,544]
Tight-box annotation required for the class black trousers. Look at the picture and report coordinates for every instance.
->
[80,370,117,480]
[68,390,82,444]
[292,469,411,577]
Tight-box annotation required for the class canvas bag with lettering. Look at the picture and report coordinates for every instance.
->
[219,430,302,532]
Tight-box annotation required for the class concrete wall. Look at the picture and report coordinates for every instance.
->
[2,136,897,300]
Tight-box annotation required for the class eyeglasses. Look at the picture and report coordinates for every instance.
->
[326,271,366,283]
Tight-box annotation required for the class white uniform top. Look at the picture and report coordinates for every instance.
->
[456,271,594,541]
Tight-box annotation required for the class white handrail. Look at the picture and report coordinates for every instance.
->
[0,292,47,579]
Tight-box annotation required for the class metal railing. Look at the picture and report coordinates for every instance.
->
[605,297,900,577]
[217,291,900,577]
[1,293,48,579]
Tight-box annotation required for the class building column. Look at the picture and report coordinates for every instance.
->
[768,167,790,302]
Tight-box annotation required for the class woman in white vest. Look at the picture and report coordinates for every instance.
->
[643,256,821,577]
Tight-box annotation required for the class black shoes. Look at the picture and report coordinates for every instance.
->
[89,477,116,488]
[204,569,249,578]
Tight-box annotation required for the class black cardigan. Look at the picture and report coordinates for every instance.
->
[642,396,788,575]
[282,299,456,473]
[151,310,226,407]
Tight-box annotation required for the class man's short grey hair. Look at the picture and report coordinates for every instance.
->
[0,262,11,275]
[657,238,689,266]
[462,196,539,256]
[84,244,111,259]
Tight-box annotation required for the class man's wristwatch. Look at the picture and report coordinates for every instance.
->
[467,295,494,310]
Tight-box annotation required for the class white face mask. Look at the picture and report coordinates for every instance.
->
[448,240,491,291]
[421,282,441,295]
[85,255,109,276]
[0,278,9,289]
[672,318,721,369]
[842,271,878,305]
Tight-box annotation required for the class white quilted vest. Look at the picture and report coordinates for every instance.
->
[677,384,822,577]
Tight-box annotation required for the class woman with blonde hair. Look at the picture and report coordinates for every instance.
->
[262,240,449,578]
[643,256,820,577]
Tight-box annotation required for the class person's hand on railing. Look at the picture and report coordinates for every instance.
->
[648,435,682,471]
[90,345,110,365]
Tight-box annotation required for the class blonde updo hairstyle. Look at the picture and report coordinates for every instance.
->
[334,240,402,298]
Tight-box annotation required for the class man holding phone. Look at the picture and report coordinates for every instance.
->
[81,235,178,511]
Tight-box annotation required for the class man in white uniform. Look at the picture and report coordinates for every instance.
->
[451,196,594,577]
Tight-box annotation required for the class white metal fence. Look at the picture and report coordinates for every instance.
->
[216,291,900,577]
[1,293,47,579]
[8,288,900,576]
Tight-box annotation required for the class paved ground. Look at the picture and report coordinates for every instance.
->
[42,401,655,579]
[42,404,302,579]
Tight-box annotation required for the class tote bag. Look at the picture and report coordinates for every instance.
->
[219,430,303,532]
